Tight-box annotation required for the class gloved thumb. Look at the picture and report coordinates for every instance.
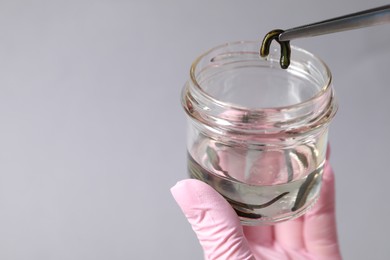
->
[171,179,254,260]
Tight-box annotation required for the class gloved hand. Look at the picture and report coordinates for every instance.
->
[171,161,342,260]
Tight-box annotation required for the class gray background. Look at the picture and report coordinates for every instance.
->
[0,1,389,259]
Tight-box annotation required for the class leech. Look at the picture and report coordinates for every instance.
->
[226,191,289,210]
[260,29,291,69]
[292,168,321,211]
[226,192,289,219]
[294,150,309,169]
[234,209,263,219]
[206,146,229,176]
[251,192,290,209]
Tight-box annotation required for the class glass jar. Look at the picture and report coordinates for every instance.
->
[181,41,337,225]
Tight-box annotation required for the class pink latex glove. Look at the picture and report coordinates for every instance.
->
[171,162,342,260]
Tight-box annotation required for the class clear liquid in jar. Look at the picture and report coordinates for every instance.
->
[187,138,324,225]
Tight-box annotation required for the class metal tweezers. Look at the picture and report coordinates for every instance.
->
[278,4,390,42]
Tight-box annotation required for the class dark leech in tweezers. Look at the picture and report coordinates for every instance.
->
[292,168,321,211]
[260,29,291,69]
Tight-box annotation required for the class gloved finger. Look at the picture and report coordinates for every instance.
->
[274,216,305,250]
[243,225,274,247]
[303,162,341,259]
[171,179,255,260]
[326,143,331,160]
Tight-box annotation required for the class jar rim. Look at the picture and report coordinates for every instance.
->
[189,40,332,112]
